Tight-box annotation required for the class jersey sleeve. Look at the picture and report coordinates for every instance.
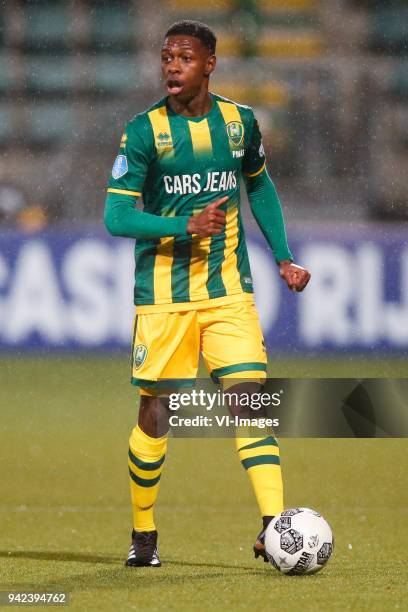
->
[242,110,267,178]
[107,114,154,197]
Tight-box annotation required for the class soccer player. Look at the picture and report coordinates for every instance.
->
[104,20,310,567]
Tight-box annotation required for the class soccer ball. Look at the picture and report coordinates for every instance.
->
[264,507,333,575]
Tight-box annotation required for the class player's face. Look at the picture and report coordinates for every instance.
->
[161,35,216,102]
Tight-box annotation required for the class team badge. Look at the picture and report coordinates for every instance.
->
[226,121,244,147]
[133,344,148,369]
[112,155,128,179]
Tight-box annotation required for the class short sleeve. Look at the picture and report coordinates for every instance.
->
[107,114,154,197]
[242,112,266,177]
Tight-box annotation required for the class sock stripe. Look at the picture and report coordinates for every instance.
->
[128,460,162,481]
[128,448,166,471]
[241,455,281,470]
[238,446,280,462]
[128,468,162,488]
[238,435,278,452]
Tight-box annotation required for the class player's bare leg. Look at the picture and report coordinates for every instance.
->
[126,395,171,567]
[138,395,171,438]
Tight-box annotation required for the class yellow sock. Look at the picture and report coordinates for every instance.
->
[128,425,167,532]
[236,433,283,517]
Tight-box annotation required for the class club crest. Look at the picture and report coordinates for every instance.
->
[226,121,244,147]
[133,344,148,369]
[112,155,128,179]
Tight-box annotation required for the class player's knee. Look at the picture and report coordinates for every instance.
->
[138,395,171,437]
[139,395,170,411]
[223,381,267,419]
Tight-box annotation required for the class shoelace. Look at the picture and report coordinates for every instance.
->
[134,532,157,558]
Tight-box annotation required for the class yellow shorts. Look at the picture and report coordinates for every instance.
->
[131,299,267,391]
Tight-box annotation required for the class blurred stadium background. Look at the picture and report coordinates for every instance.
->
[1,0,408,220]
[0,0,407,357]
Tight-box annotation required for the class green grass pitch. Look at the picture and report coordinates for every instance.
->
[1,356,407,611]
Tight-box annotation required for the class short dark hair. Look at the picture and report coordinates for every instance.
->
[165,20,216,54]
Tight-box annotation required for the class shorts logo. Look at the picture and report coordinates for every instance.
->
[133,344,148,369]
[112,155,128,179]
[226,121,244,147]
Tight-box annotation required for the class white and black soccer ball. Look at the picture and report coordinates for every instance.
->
[264,507,333,575]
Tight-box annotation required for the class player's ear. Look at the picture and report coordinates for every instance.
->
[204,54,216,77]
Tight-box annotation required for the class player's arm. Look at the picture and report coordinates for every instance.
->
[104,193,226,240]
[104,193,190,239]
[244,167,291,264]
[104,117,226,240]
[244,169,310,291]
[243,114,310,292]
[104,117,190,239]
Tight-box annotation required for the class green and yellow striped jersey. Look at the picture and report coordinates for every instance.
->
[107,92,266,313]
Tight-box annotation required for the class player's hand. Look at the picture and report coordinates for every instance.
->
[279,260,311,292]
[187,196,228,237]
